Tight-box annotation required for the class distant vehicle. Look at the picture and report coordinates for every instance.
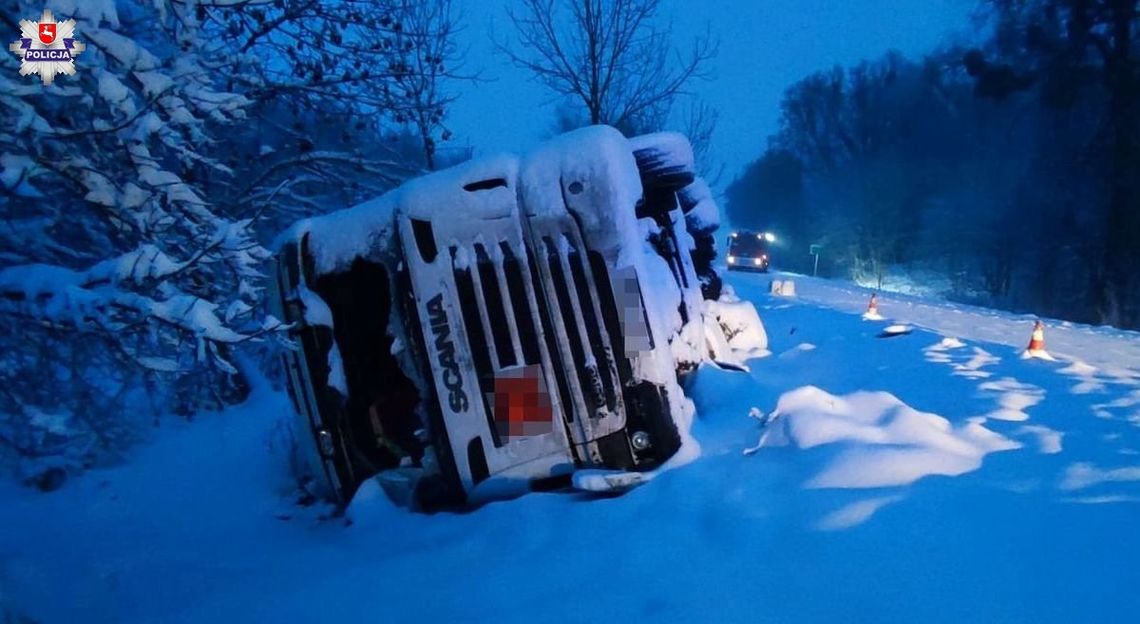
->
[725,230,774,272]
[269,126,730,510]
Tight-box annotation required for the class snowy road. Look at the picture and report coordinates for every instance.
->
[3,271,1140,623]
[769,270,1140,381]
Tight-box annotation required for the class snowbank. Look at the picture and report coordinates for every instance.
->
[705,298,769,358]
[707,285,769,359]
[752,386,1020,488]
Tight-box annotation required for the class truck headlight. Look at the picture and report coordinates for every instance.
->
[753,257,763,266]
[318,429,335,457]
[631,430,652,451]
[727,255,736,264]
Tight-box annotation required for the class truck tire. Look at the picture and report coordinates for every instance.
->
[630,132,696,194]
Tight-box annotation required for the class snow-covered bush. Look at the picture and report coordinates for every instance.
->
[0,0,277,482]
[0,0,469,485]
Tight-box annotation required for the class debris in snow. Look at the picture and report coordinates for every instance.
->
[769,279,796,296]
[878,324,913,337]
[571,469,649,493]
[702,309,737,366]
[705,298,769,358]
[743,407,782,455]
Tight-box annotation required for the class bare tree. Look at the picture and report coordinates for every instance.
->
[373,0,467,170]
[682,98,722,181]
[198,0,469,217]
[498,0,717,135]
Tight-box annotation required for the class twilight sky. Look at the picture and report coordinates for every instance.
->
[447,0,979,190]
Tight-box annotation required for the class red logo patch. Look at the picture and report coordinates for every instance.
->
[493,365,553,440]
[38,22,56,45]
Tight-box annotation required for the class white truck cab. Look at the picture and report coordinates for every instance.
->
[270,126,731,509]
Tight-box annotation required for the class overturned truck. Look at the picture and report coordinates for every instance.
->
[270,126,760,510]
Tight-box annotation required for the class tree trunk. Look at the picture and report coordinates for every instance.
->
[1096,1,1138,327]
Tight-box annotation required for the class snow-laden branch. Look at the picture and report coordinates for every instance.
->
[0,240,282,350]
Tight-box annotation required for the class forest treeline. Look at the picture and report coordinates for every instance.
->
[726,0,1140,329]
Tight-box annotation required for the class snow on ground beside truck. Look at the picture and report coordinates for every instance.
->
[3,271,1140,622]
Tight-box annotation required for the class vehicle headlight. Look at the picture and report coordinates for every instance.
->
[753,257,763,266]
[318,429,335,457]
[631,430,652,451]
[727,255,736,264]
[765,232,776,243]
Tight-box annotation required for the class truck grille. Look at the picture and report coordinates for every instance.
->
[448,229,623,446]
[536,233,620,420]
[450,241,547,448]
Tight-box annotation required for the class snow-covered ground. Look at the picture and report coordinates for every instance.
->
[4,271,1140,623]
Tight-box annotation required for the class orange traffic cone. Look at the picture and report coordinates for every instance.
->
[862,293,883,321]
[1027,320,1045,352]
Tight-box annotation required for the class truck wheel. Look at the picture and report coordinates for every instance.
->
[630,132,696,193]
[677,178,712,214]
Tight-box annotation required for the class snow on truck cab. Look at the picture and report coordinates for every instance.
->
[269,125,760,510]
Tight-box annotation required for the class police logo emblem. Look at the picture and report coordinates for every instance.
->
[9,10,85,86]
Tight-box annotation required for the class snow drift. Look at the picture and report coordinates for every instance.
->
[751,386,1021,488]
